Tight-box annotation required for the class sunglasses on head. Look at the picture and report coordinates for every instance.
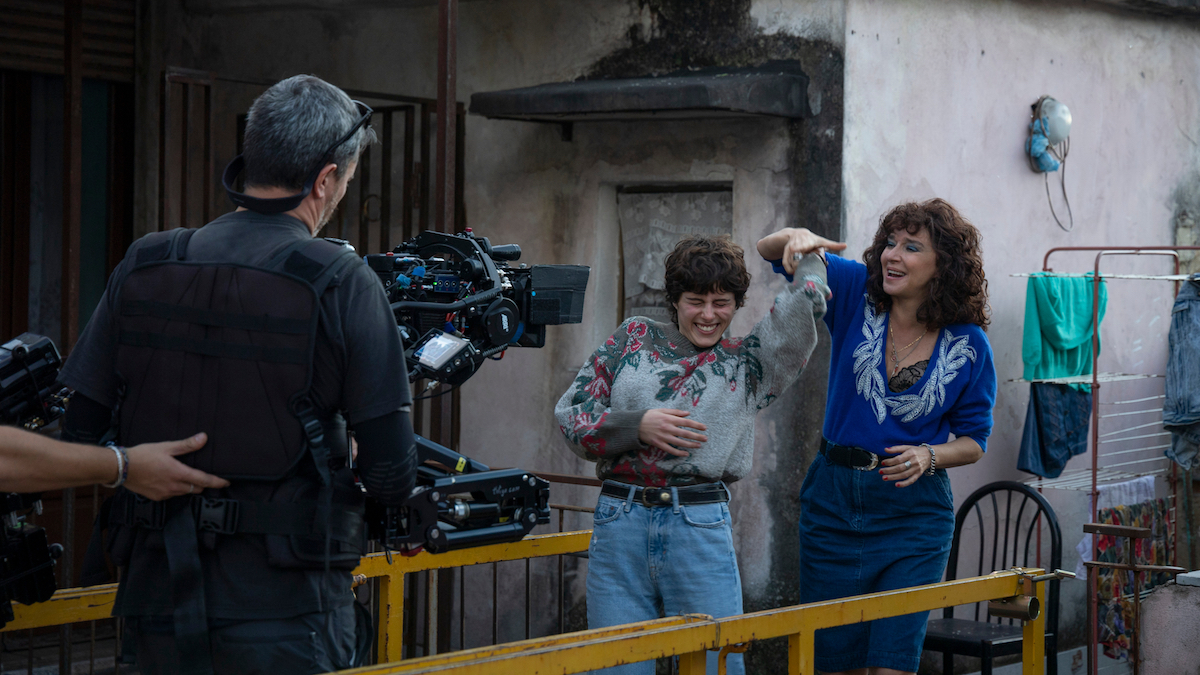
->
[222,100,373,214]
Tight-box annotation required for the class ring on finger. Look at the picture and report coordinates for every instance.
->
[792,251,803,261]
[904,460,912,470]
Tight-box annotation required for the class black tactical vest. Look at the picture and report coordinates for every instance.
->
[107,228,367,568]
[118,230,326,479]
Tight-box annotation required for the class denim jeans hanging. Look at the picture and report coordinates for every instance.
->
[1164,275,1200,471]
[1018,382,1092,478]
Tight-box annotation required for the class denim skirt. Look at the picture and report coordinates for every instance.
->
[798,452,955,673]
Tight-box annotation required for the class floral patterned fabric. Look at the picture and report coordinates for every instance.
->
[555,255,830,486]
[1094,498,1174,661]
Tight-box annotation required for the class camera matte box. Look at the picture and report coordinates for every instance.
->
[529,265,590,325]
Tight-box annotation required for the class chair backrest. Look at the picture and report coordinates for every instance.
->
[943,481,1062,633]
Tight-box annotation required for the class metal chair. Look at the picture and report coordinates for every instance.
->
[923,481,1062,675]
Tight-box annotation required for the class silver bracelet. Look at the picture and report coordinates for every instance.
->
[103,443,128,489]
[921,442,936,476]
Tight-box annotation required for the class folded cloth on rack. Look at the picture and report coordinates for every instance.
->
[1074,475,1157,578]
[1022,273,1108,386]
[1163,274,1200,471]
[1018,382,1092,478]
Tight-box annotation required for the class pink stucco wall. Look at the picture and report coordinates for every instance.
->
[842,0,1200,636]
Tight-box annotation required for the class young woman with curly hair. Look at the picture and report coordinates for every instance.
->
[556,234,841,675]
[757,199,996,675]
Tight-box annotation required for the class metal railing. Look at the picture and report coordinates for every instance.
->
[332,568,1055,675]
[4,529,1065,675]
[0,531,591,667]
[2,536,1058,675]
[1,475,600,671]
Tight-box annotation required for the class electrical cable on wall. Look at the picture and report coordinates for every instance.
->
[1026,95,1074,232]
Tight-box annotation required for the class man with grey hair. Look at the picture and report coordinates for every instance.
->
[59,75,417,674]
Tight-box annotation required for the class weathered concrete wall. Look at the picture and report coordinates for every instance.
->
[1142,581,1200,675]
[841,0,1200,661]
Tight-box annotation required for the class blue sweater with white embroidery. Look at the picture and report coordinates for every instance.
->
[774,253,996,455]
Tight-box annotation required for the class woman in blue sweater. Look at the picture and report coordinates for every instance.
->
[757,199,996,675]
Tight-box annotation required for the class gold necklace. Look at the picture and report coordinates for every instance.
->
[889,323,928,377]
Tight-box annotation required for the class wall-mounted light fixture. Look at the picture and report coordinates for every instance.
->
[1026,95,1073,231]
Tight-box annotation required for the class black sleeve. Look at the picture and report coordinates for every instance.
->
[353,410,417,506]
[61,393,114,445]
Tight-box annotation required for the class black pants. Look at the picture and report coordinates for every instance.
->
[131,604,355,675]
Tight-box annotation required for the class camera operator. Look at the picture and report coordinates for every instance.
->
[58,75,417,675]
[0,427,227,499]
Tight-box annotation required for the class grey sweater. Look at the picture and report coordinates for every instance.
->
[555,255,829,486]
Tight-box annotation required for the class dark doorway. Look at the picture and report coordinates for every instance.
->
[0,69,133,347]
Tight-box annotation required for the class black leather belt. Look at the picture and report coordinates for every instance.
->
[600,480,730,507]
[821,438,880,471]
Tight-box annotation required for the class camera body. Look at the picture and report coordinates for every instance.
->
[0,333,71,431]
[0,334,68,626]
[0,493,60,628]
[365,229,588,386]
[362,229,589,553]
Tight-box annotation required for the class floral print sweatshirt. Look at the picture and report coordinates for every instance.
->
[554,255,830,487]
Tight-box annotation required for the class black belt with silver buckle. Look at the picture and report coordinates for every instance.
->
[822,439,880,471]
[600,481,730,507]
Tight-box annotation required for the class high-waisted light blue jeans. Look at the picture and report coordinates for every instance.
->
[586,481,745,675]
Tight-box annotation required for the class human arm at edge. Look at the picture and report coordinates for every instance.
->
[0,426,229,498]
[59,392,229,500]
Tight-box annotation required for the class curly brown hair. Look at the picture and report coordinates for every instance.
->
[863,198,990,330]
[663,235,751,325]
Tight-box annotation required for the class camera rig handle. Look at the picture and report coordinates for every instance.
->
[366,434,550,554]
[416,435,490,474]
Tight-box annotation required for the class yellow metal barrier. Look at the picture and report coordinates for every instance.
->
[330,568,1049,675]
[1,530,592,664]
[355,530,591,661]
[1,532,1052,675]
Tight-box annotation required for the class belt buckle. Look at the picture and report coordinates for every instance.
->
[640,488,672,507]
[854,454,880,471]
[195,497,239,534]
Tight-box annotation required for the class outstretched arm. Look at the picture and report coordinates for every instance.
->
[756,227,847,275]
[0,427,229,499]
[745,254,832,408]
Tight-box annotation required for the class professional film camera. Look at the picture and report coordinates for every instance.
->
[365,229,589,386]
[0,334,68,627]
[363,229,589,554]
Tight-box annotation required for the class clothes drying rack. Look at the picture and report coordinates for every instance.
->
[1014,246,1198,675]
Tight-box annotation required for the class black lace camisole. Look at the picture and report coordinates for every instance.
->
[888,359,929,393]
